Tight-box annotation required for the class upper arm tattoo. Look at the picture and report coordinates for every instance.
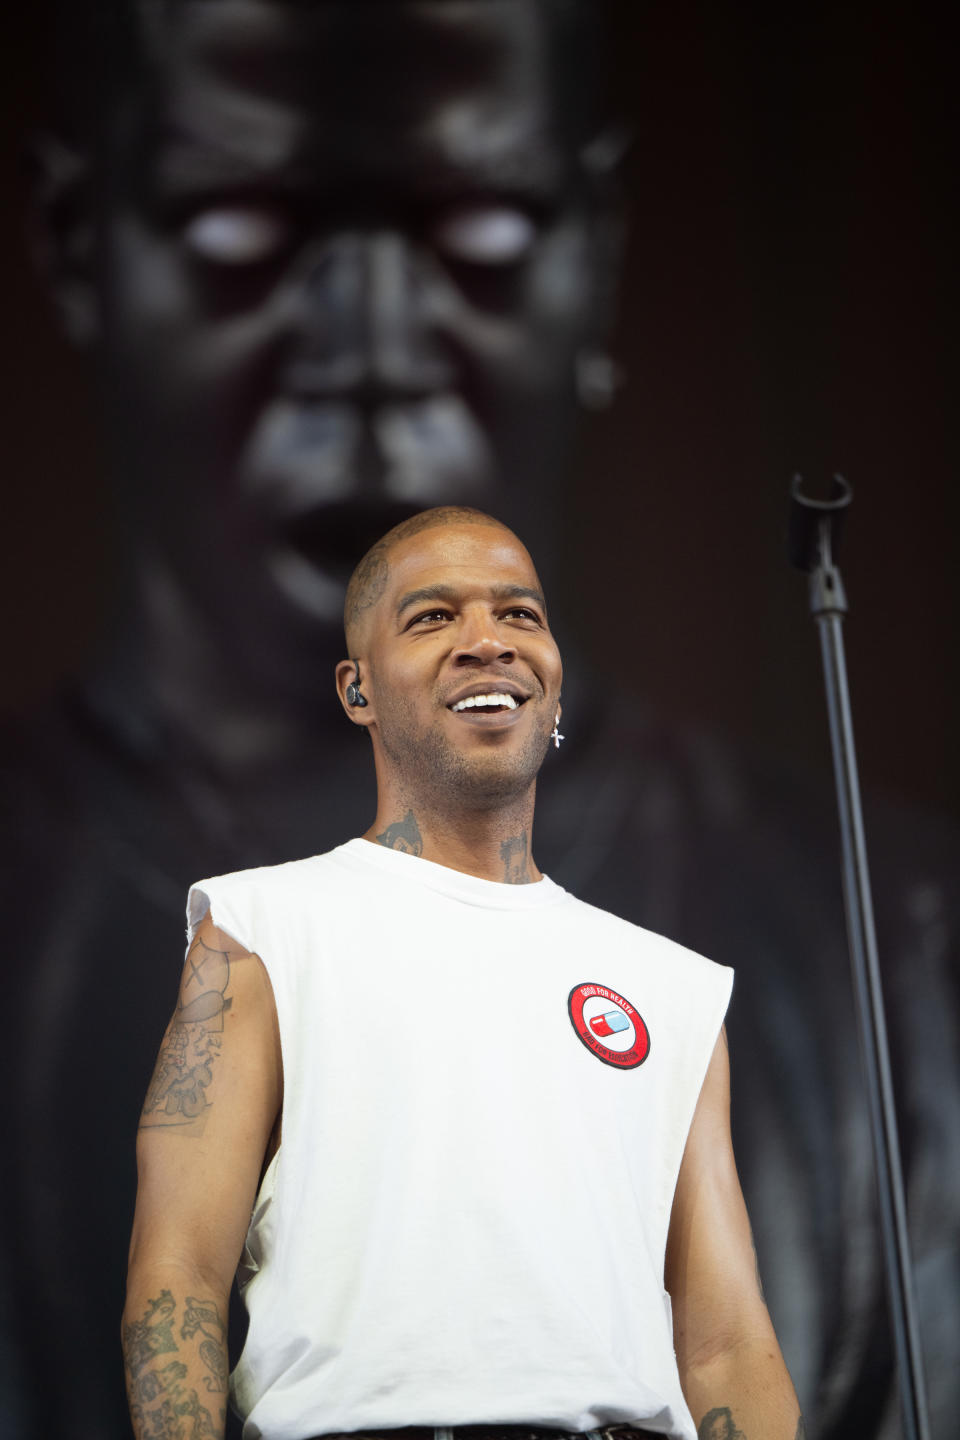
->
[140,934,234,1132]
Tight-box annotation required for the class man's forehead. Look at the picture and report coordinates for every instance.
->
[386,525,543,604]
[138,0,575,200]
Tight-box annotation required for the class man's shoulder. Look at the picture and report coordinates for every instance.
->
[561,885,733,981]
[191,844,352,899]
[186,847,362,953]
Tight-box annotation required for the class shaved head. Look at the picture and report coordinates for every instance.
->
[48,0,611,148]
[343,507,510,655]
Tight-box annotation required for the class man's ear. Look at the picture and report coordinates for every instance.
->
[335,658,376,730]
[25,133,101,348]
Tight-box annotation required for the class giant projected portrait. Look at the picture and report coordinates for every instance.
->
[2,3,957,1440]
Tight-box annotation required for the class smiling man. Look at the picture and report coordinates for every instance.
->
[8,6,624,1433]
[123,507,803,1440]
[340,509,562,844]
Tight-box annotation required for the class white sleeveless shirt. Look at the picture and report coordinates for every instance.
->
[187,840,733,1440]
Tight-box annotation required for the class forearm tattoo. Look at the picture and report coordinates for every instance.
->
[182,1296,229,1394]
[140,935,233,1131]
[123,1289,228,1438]
[697,1410,805,1440]
[698,1409,747,1440]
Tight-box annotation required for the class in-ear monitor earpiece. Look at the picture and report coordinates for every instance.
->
[345,660,367,708]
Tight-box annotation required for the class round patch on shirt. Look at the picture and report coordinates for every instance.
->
[567,982,650,1069]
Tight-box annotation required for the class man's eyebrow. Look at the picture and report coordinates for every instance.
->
[152,134,307,198]
[150,123,568,206]
[490,584,546,609]
[396,585,458,619]
[413,149,567,204]
[396,583,546,619]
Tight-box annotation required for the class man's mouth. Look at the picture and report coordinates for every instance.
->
[260,499,426,623]
[244,398,499,578]
[446,681,531,719]
[282,500,422,584]
[240,396,500,623]
[449,693,522,714]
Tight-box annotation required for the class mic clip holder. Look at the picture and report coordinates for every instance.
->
[788,471,851,616]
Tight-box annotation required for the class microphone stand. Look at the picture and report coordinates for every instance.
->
[788,475,930,1440]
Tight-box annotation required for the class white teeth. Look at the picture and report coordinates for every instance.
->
[451,692,519,713]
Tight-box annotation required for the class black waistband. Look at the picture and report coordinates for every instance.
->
[317,1427,668,1440]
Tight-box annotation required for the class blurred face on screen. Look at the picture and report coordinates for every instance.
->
[75,0,611,692]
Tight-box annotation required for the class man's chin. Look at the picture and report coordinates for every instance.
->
[409,734,550,810]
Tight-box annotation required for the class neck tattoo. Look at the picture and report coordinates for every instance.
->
[375,810,423,856]
[499,832,531,885]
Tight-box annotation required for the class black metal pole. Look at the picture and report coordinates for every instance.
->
[789,475,930,1440]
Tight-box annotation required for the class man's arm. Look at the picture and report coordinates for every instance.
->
[665,1029,804,1440]
[122,913,282,1440]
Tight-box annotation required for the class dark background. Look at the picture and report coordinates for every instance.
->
[3,3,956,821]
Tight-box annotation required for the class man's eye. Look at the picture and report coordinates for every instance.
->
[504,607,541,624]
[433,206,537,266]
[410,609,450,626]
[182,207,291,266]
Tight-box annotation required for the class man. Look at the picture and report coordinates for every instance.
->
[34,0,619,750]
[7,6,624,1434]
[123,506,803,1440]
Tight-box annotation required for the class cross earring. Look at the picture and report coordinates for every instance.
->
[551,713,565,749]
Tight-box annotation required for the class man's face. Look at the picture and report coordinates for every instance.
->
[357,521,563,807]
[90,0,604,692]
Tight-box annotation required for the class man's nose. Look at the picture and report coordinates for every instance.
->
[453,617,517,667]
[283,231,455,400]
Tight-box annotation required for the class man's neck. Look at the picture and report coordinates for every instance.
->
[364,793,541,885]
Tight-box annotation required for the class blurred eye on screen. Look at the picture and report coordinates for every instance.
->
[182,207,291,265]
[433,206,537,265]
